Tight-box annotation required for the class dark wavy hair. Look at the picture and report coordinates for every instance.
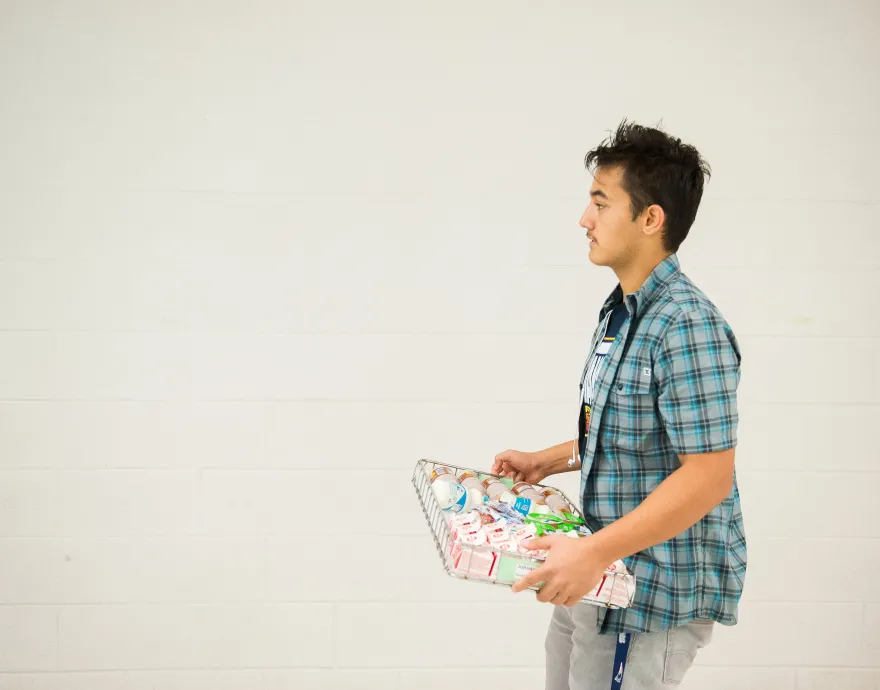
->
[584,120,711,252]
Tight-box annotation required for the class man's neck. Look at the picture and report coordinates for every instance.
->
[614,252,673,296]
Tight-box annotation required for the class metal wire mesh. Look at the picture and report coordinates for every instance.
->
[411,458,635,608]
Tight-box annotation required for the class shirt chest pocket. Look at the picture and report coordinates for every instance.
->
[603,372,659,451]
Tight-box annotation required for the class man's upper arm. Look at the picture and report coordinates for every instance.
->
[654,309,741,456]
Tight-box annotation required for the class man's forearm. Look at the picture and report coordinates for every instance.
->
[588,449,735,565]
[537,438,580,476]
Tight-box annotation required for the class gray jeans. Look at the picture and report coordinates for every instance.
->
[545,604,714,689]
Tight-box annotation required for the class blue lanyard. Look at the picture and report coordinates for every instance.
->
[610,632,631,689]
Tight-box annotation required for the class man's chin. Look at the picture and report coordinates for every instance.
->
[587,247,609,266]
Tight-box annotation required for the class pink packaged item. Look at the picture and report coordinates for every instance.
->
[447,539,498,578]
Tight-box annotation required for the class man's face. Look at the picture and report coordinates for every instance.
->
[579,165,645,268]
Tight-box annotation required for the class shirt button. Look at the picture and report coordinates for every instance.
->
[618,384,624,391]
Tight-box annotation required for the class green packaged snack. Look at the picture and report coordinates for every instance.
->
[557,512,585,525]
[526,513,583,527]
[525,513,591,536]
[531,522,585,537]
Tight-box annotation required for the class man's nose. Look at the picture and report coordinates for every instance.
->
[580,207,594,231]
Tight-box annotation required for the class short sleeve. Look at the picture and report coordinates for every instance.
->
[654,309,741,455]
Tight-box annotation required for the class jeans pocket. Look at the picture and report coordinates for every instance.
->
[662,619,714,685]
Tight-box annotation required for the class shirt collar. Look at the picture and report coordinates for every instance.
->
[599,253,681,320]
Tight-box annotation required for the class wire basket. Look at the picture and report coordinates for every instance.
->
[411,458,635,609]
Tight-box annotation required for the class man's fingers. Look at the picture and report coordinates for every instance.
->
[536,581,560,604]
[492,451,511,474]
[563,595,581,608]
[514,471,525,482]
[550,591,569,606]
[511,564,549,593]
[521,536,556,552]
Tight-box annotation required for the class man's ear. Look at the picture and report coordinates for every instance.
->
[642,204,665,238]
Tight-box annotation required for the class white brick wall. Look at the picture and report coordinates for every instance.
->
[1,1,878,688]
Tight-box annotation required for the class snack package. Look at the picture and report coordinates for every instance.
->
[447,540,498,578]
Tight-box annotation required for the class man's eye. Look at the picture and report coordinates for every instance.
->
[595,204,605,210]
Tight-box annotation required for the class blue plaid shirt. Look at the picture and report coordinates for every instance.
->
[578,254,747,634]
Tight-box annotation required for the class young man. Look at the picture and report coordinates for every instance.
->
[492,121,746,689]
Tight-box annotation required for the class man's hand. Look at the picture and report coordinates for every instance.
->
[491,449,548,484]
[510,534,610,607]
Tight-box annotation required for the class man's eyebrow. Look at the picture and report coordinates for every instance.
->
[590,189,609,200]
